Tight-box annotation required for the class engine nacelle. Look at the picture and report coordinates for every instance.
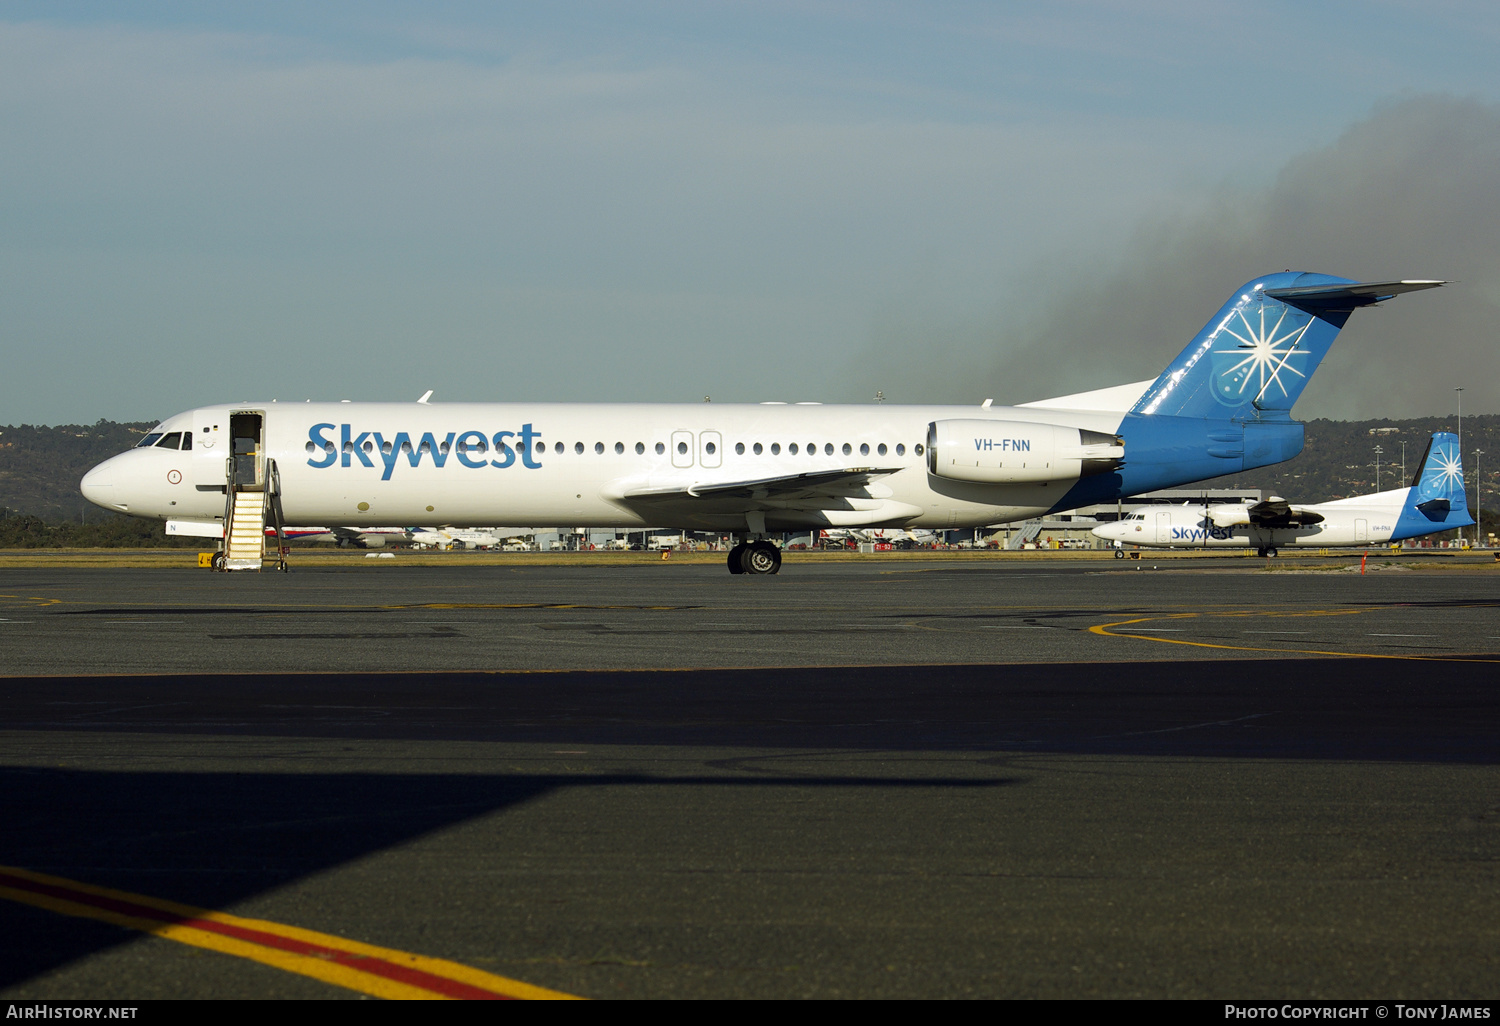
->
[1209,505,1253,528]
[926,420,1124,485]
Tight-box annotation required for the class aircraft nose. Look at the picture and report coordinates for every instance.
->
[81,455,129,511]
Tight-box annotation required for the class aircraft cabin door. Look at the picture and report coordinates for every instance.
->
[700,430,722,469]
[1156,511,1172,544]
[671,430,694,468]
[190,410,228,487]
[1355,518,1368,542]
[230,412,265,488]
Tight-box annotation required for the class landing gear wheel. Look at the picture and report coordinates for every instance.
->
[1114,549,1125,559]
[740,541,782,575]
[211,552,226,571]
[1265,546,1279,558]
[727,544,746,574]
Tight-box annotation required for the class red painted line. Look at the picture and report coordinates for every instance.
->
[0,870,513,1000]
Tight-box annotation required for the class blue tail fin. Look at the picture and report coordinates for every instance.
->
[1392,432,1473,540]
[1131,273,1444,419]
[1403,431,1473,522]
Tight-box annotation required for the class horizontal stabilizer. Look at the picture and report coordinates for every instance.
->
[1264,279,1445,311]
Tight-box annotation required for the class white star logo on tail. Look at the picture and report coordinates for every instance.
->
[1211,302,1312,405]
[1431,447,1464,490]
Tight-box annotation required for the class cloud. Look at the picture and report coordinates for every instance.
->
[857,96,1500,419]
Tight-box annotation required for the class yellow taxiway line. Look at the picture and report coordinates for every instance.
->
[1089,608,1500,663]
[0,865,579,1000]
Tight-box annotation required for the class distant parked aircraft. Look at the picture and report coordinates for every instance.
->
[1092,432,1472,557]
[407,527,528,550]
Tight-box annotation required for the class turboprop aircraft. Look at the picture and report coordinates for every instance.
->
[80,272,1443,574]
[1091,431,1473,557]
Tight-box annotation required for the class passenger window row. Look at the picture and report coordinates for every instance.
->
[303,437,927,459]
[533,440,921,458]
[732,441,915,458]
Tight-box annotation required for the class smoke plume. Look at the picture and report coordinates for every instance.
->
[863,96,1500,419]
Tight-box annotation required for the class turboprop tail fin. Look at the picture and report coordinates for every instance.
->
[1402,432,1473,527]
[1131,274,1444,420]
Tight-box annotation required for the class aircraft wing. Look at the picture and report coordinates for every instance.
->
[623,467,904,505]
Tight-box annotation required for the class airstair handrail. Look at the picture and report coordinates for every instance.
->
[265,458,290,572]
[218,456,235,565]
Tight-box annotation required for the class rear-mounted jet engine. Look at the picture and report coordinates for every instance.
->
[926,420,1124,485]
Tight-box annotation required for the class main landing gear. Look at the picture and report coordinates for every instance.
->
[1257,546,1279,558]
[727,540,782,575]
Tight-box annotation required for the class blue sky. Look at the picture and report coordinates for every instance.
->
[2,2,1498,422]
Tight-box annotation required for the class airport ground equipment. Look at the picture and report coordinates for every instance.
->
[1006,521,1045,550]
[216,453,288,573]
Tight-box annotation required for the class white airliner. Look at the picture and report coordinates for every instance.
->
[408,527,526,550]
[1092,432,1473,556]
[80,273,1443,573]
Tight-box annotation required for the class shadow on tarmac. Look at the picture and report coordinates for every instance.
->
[3,656,1498,990]
[3,658,1498,760]
[0,767,1013,989]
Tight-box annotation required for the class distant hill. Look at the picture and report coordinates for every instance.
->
[0,420,156,523]
[1,414,1496,527]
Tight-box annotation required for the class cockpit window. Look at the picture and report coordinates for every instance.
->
[155,432,183,449]
[181,431,193,450]
[137,433,163,448]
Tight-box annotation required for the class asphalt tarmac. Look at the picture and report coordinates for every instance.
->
[1,555,1498,998]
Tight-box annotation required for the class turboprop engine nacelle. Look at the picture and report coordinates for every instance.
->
[926,420,1124,485]
[1209,505,1254,528]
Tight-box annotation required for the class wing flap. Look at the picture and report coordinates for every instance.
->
[623,466,905,504]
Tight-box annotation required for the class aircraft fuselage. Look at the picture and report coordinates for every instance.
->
[83,400,1156,532]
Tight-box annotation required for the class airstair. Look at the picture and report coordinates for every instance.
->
[216,454,289,572]
[1005,520,1044,550]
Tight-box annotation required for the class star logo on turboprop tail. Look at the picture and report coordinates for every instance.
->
[1209,299,1312,408]
[1422,445,1465,496]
